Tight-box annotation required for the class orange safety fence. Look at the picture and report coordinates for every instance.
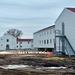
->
[45,52,53,56]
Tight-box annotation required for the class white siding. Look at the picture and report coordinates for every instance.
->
[0,34,33,50]
[55,8,75,51]
[16,41,33,49]
[33,26,55,49]
[0,34,16,50]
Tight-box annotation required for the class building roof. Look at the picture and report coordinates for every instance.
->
[34,25,55,34]
[67,8,75,13]
[17,38,33,42]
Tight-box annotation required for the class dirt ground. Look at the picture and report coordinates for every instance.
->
[0,53,75,75]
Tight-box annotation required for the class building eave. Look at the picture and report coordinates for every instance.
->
[33,25,55,34]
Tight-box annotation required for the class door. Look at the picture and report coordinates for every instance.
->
[6,44,10,50]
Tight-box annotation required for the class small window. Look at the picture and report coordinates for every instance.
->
[42,40,43,44]
[39,33,41,36]
[31,45,33,47]
[39,41,41,44]
[53,28,55,33]
[47,31,48,34]
[53,39,55,43]
[28,42,30,44]
[20,42,22,44]
[7,39,9,42]
[47,39,49,44]
[1,44,3,46]
[50,29,52,34]
[42,33,43,36]
[17,46,18,48]
[44,40,46,44]
[44,32,46,35]
[17,42,18,44]
[20,46,22,47]
[50,39,52,43]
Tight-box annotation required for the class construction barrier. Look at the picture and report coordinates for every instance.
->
[45,52,53,56]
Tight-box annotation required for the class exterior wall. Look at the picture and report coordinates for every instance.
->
[0,34,33,50]
[16,40,33,49]
[0,34,16,50]
[33,26,55,49]
[55,8,75,51]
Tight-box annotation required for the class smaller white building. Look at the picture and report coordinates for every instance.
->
[16,38,33,50]
[33,25,55,52]
[0,34,33,50]
[0,34,16,50]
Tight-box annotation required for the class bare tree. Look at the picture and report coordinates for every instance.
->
[4,29,23,38]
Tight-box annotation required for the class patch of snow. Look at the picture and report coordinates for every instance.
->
[36,67,67,70]
[0,65,29,69]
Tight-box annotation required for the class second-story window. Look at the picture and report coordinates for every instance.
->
[7,39,9,42]
[50,29,52,34]
[47,31,48,34]
[20,42,22,44]
[28,42,30,44]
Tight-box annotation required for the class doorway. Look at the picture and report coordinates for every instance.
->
[6,44,10,50]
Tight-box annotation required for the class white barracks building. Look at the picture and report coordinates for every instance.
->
[33,25,55,52]
[55,8,75,57]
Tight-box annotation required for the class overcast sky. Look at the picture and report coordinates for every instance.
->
[0,0,75,38]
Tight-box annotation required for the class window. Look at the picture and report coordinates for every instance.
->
[1,39,3,40]
[42,32,43,36]
[20,46,22,47]
[31,45,33,47]
[44,32,46,35]
[39,41,41,44]
[50,29,52,34]
[7,39,9,42]
[39,33,41,36]
[53,28,55,33]
[50,39,52,43]
[53,39,55,43]
[28,42,30,44]
[20,42,22,44]
[17,42,18,44]
[47,31,48,34]
[44,40,46,44]
[1,44,3,46]
[42,40,43,44]
[47,39,49,44]
[17,46,18,48]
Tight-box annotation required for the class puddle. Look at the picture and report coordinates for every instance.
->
[0,65,30,69]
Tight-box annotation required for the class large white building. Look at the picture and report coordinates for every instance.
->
[33,25,55,52]
[0,34,33,50]
[55,8,75,57]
